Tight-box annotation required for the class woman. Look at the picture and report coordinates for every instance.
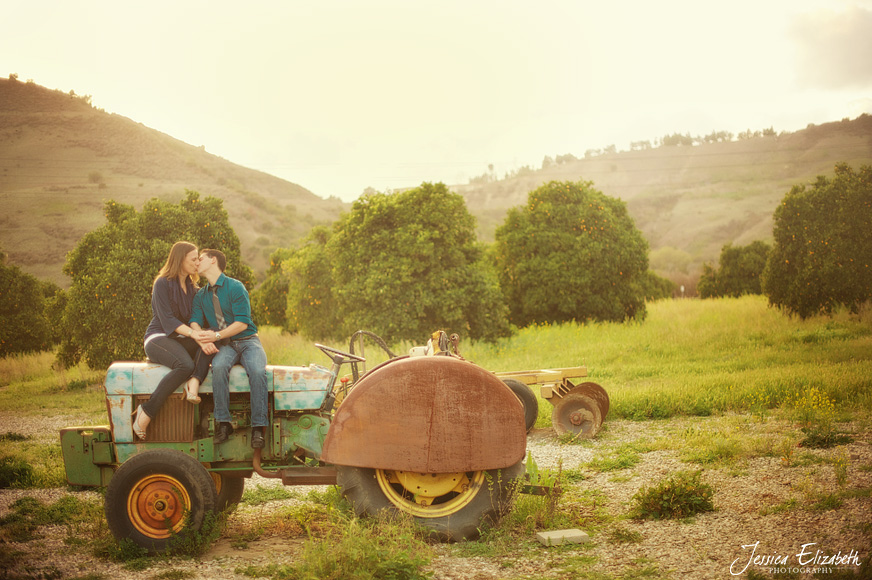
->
[133,241,215,440]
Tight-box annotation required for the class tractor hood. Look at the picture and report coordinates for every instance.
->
[321,355,527,473]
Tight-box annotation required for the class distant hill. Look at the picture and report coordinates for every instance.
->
[2,77,871,294]
[454,115,872,292]
[0,78,347,286]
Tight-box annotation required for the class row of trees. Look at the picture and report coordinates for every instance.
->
[699,164,871,319]
[5,164,868,366]
[253,181,667,344]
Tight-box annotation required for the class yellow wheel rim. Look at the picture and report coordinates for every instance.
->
[375,469,484,518]
[210,472,223,495]
[127,474,190,539]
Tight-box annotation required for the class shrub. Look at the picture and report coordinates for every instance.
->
[630,470,715,520]
[0,257,56,357]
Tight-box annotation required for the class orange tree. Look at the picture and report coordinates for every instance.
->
[493,180,649,326]
[763,163,872,318]
[698,241,771,298]
[320,182,511,343]
[58,191,251,369]
[284,226,342,340]
[0,251,58,357]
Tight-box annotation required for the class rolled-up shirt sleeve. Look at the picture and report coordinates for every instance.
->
[228,280,254,327]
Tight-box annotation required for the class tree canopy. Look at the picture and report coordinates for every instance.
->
[698,241,771,299]
[493,180,649,326]
[325,182,511,343]
[0,251,57,357]
[264,183,510,343]
[762,163,872,318]
[58,191,251,369]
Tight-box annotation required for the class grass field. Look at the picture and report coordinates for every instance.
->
[2,295,871,578]
[2,295,870,426]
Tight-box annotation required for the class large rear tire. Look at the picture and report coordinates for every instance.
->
[105,449,217,554]
[212,473,245,512]
[337,461,524,542]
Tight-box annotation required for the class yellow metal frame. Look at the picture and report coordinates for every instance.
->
[493,366,587,400]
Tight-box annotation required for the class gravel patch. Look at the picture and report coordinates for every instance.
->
[1,415,870,579]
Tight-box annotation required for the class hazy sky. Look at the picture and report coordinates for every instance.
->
[3,0,872,201]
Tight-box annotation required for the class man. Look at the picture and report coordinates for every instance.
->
[190,249,268,449]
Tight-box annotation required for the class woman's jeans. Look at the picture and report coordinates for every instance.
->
[143,336,214,419]
[210,336,269,428]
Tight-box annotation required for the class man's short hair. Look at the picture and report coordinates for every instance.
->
[202,249,226,272]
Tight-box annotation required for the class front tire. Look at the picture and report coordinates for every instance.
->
[337,462,524,541]
[105,449,217,554]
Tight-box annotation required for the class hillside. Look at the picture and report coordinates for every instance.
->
[455,115,872,291]
[2,77,871,293]
[0,78,347,286]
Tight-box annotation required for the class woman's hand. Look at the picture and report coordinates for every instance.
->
[193,329,215,343]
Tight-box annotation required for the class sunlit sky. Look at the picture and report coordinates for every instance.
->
[3,0,872,201]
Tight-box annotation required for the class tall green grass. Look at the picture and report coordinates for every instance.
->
[462,296,872,421]
[2,296,869,424]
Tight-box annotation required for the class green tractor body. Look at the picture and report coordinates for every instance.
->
[59,343,528,552]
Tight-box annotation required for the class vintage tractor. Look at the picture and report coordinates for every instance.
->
[60,339,528,553]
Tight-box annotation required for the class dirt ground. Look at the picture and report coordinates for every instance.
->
[1,414,870,579]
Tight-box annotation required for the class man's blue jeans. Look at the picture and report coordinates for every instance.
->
[211,336,269,428]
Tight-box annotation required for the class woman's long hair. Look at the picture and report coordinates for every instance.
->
[156,241,199,287]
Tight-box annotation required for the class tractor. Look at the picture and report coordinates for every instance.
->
[60,335,529,553]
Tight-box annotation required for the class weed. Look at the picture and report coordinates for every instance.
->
[810,493,843,511]
[0,441,69,488]
[629,470,715,520]
[237,512,433,580]
[680,433,744,466]
[0,455,36,488]
[776,436,797,467]
[759,498,798,516]
[608,526,643,544]
[92,537,149,567]
[833,447,849,487]
[0,494,102,543]
[153,570,197,580]
[165,511,223,557]
[241,483,297,505]
[586,444,641,472]
[0,432,28,442]
[799,427,853,449]
[305,485,343,506]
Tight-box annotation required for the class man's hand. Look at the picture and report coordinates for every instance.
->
[200,342,219,355]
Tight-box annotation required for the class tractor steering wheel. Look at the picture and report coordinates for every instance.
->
[315,343,366,364]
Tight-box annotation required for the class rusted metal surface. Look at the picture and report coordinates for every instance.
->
[551,391,603,438]
[567,381,610,419]
[321,356,526,473]
[280,466,338,486]
[133,395,195,442]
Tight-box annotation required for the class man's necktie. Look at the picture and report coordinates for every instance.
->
[211,286,227,330]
